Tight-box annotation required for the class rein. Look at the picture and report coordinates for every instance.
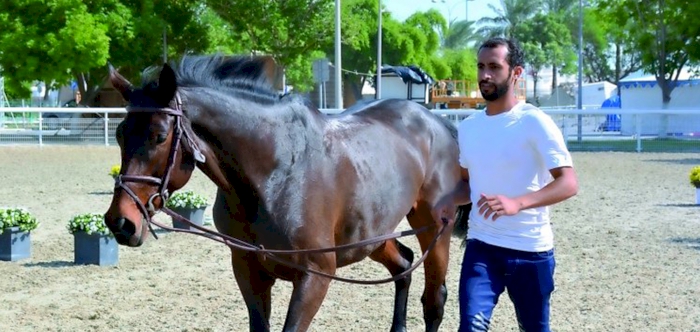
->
[115,95,449,285]
[153,209,448,285]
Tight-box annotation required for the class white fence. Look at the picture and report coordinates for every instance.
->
[1,107,700,152]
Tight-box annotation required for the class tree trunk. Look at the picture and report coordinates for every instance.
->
[659,81,671,137]
[532,74,539,106]
[75,72,103,107]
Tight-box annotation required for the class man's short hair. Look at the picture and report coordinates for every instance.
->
[478,37,525,69]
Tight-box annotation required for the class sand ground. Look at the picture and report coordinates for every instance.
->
[1,146,699,331]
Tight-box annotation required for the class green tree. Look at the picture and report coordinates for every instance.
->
[0,0,111,98]
[513,12,576,105]
[576,5,641,90]
[319,2,462,104]
[206,0,334,91]
[476,0,542,39]
[439,49,477,82]
[0,0,224,105]
[601,0,700,108]
[438,19,480,50]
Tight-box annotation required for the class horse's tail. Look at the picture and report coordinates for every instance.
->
[432,113,471,245]
[453,203,471,246]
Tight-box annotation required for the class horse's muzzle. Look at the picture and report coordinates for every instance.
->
[107,216,144,247]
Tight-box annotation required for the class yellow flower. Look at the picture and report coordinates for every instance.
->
[689,166,700,188]
[109,164,121,177]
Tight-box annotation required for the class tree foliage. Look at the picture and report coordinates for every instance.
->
[0,0,111,97]
[476,0,542,39]
[600,0,700,105]
[0,0,225,104]
[512,12,575,104]
[206,0,334,91]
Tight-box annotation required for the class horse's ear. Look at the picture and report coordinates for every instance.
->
[157,63,178,105]
[109,64,133,102]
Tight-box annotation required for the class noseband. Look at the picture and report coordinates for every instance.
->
[113,93,206,238]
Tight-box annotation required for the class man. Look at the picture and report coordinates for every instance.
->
[454,37,579,331]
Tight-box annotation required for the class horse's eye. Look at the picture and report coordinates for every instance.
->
[156,133,167,144]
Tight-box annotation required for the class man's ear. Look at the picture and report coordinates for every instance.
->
[109,64,133,102]
[512,66,524,83]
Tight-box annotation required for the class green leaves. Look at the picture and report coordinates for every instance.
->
[166,190,208,209]
[206,0,334,91]
[67,213,112,236]
[0,208,39,234]
[599,0,700,103]
[0,0,112,94]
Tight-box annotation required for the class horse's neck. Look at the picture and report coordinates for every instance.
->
[184,89,320,193]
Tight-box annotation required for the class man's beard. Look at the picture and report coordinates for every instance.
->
[479,72,512,102]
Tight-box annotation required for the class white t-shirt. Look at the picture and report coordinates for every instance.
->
[457,101,573,252]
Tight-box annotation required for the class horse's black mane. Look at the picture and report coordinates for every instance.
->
[142,54,294,106]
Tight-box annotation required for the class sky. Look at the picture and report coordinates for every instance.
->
[383,0,503,23]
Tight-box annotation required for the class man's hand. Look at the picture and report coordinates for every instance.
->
[477,193,521,221]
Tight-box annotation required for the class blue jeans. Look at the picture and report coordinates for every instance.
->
[458,239,556,332]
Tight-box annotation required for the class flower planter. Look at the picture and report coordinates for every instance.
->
[696,188,700,205]
[171,207,206,230]
[0,227,31,262]
[73,232,119,266]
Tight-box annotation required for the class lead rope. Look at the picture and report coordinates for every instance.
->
[152,208,449,285]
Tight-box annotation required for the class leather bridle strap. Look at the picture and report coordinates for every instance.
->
[113,93,205,240]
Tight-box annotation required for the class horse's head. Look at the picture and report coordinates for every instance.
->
[104,63,205,247]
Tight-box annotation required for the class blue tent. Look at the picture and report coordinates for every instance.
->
[599,95,621,131]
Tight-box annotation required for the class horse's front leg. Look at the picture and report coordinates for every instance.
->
[281,260,335,332]
[231,250,277,332]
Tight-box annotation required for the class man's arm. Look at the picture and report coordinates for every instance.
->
[514,166,578,210]
[478,166,578,221]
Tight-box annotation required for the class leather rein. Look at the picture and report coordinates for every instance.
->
[114,96,449,285]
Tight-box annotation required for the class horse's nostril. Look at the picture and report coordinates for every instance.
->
[116,217,126,229]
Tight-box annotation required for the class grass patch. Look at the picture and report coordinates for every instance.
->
[566,138,700,152]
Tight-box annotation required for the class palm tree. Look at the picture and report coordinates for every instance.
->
[475,0,542,39]
[543,0,576,13]
[439,19,480,50]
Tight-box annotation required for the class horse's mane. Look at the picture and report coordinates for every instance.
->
[141,54,297,106]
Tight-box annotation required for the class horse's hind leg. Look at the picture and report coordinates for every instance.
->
[231,250,276,332]
[369,239,415,332]
[407,203,453,332]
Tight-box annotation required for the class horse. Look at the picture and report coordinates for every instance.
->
[103,54,471,332]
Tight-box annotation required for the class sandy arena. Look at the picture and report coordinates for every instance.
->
[1,146,699,331]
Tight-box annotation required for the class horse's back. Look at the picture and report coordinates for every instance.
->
[334,99,452,139]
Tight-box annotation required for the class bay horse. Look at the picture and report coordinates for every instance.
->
[103,55,470,332]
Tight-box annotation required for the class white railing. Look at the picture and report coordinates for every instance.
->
[2,107,700,152]
[0,107,125,146]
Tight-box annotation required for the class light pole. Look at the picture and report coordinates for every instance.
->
[335,0,343,109]
[377,0,382,99]
[577,0,583,142]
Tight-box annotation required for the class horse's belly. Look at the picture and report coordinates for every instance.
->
[335,244,383,268]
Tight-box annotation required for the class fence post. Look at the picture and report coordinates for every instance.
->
[38,112,43,147]
[635,114,642,152]
[104,112,109,146]
[562,115,569,148]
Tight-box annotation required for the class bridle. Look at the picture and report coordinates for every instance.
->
[113,93,205,239]
[112,93,450,285]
